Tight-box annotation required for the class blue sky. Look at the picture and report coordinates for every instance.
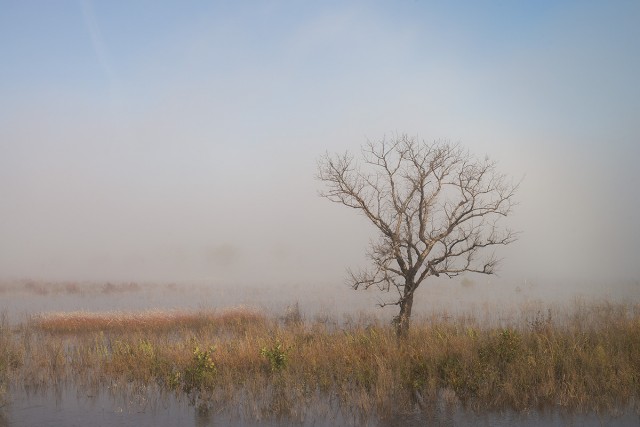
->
[1,1,639,293]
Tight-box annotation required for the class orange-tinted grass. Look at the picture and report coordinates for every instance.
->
[33,306,266,333]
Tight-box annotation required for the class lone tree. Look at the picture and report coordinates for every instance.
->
[317,135,519,336]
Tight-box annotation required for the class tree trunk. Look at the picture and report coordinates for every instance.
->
[395,290,414,337]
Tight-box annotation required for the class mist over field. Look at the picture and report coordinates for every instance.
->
[1,1,639,307]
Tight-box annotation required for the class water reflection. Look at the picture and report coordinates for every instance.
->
[3,382,639,426]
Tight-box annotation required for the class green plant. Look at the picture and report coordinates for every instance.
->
[138,339,155,359]
[478,328,522,372]
[496,328,522,365]
[260,341,288,372]
[405,358,431,391]
[183,345,217,392]
[438,354,466,392]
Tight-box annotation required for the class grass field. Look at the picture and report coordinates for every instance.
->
[1,301,639,421]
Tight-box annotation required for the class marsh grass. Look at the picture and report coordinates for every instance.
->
[33,306,266,334]
[3,301,640,422]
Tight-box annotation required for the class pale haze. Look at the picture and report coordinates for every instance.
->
[1,1,639,304]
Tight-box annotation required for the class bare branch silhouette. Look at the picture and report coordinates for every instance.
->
[317,135,519,336]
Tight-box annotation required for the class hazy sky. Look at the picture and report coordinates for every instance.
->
[1,1,639,290]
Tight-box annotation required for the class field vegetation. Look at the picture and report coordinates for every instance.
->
[1,301,639,422]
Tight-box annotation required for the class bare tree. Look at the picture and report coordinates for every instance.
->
[317,135,519,336]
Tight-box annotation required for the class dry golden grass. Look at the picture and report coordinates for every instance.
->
[2,301,640,421]
[33,306,266,333]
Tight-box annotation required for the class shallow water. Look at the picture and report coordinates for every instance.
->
[2,383,639,427]
[2,383,197,427]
